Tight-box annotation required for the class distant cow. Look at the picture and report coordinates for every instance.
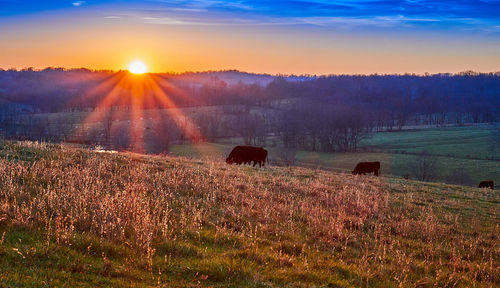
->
[478,180,494,189]
[352,161,380,176]
[226,146,268,167]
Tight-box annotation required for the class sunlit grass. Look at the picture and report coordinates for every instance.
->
[0,140,498,287]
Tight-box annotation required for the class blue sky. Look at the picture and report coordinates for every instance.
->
[2,0,499,32]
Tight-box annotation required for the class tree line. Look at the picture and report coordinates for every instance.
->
[0,68,498,153]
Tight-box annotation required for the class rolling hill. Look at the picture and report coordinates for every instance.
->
[0,140,498,287]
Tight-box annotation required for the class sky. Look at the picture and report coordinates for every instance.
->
[0,0,499,75]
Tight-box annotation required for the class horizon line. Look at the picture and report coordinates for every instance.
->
[1,66,500,78]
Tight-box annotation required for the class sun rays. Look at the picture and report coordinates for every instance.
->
[76,71,205,153]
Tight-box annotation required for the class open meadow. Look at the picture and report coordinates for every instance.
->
[8,106,499,187]
[0,140,498,287]
[171,125,500,187]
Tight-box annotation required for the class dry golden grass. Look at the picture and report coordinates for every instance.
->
[0,140,498,287]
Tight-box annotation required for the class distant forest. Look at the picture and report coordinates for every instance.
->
[0,68,499,153]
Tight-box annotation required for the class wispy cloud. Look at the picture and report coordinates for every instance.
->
[72,1,86,7]
[1,0,499,33]
[117,0,499,32]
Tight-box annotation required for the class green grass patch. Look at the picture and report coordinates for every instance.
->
[0,140,498,287]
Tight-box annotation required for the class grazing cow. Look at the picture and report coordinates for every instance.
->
[226,146,268,167]
[478,180,494,189]
[352,161,380,176]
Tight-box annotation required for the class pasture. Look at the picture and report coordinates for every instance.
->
[363,125,499,159]
[171,124,500,186]
[0,140,498,287]
[7,108,500,186]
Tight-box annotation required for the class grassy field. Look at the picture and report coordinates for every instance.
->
[170,125,500,186]
[0,140,498,287]
[363,125,499,159]
[12,108,499,186]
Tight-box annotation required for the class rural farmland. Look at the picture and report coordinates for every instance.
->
[2,1,500,286]
[4,101,499,188]
[0,140,498,287]
[170,124,500,187]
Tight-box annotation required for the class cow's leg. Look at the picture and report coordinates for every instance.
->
[252,161,257,167]
[258,161,262,167]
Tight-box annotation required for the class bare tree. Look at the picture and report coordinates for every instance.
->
[112,124,131,150]
[148,121,172,154]
[240,111,260,145]
[410,152,439,182]
[102,111,114,147]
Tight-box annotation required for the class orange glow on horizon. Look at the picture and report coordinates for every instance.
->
[2,14,499,76]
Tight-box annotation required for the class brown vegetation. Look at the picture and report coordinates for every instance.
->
[0,141,498,286]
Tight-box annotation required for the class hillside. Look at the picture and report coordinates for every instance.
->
[171,125,500,186]
[0,141,498,287]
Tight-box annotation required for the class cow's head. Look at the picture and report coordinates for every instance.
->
[351,170,356,175]
[226,157,233,164]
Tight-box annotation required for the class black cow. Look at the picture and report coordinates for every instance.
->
[226,146,268,167]
[478,180,494,189]
[352,161,380,176]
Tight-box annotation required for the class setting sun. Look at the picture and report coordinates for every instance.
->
[128,61,147,74]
